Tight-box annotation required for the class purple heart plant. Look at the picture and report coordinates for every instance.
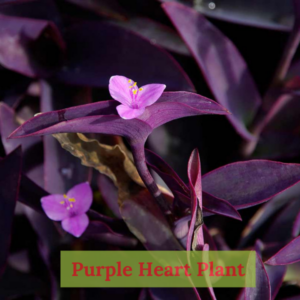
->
[2,0,300,298]
[9,76,229,213]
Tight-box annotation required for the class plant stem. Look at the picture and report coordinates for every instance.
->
[130,141,171,213]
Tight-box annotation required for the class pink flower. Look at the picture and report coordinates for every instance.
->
[109,75,166,119]
[41,182,92,237]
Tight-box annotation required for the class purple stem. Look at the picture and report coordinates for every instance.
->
[130,140,170,212]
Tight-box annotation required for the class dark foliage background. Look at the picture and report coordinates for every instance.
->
[1,0,300,299]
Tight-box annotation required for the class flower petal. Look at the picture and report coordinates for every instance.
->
[67,182,93,215]
[116,104,145,119]
[41,194,70,221]
[137,84,166,108]
[62,214,89,237]
[109,75,133,106]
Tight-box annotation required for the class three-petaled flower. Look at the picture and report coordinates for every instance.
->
[41,182,92,237]
[109,75,166,119]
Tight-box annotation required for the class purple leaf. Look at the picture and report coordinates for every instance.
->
[187,149,204,250]
[173,215,189,247]
[239,182,300,248]
[265,236,300,265]
[9,92,228,141]
[163,2,262,140]
[253,94,300,159]
[145,148,241,220]
[265,264,286,300]
[262,198,300,244]
[0,102,44,187]
[55,21,194,91]
[192,0,294,32]
[202,160,300,209]
[202,192,241,220]
[0,102,41,154]
[120,189,183,250]
[292,210,300,237]
[0,15,64,77]
[9,89,228,210]
[145,148,189,196]
[245,252,271,300]
[111,17,190,56]
[40,81,92,194]
[0,147,22,278]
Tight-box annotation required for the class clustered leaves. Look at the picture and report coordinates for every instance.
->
[1,0,300,299]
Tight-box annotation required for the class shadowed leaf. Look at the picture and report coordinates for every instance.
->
[0,147,22,277]
[0,15,64,77]
[266,236,300,265]
[163,2,261,140]
[202,160,300,209]
[55,22,194,91]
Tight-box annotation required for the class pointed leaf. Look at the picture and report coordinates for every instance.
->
[239,181,300,248]
[145,148,241,220]
[262,198,300,244]
[145,148,189,195]
[265,264,286,300]
[9,92,229,141]
[112,17,190,55]
[0,15,64,77]
[202,191,241,220]
[163,2,261,140]
[245,252,271,300]
[192,0,294,31]
[187,149,204,250]
[265,236,300,265]
[0,103,43,187]
[202,160,300,209]
[292,210,300,237]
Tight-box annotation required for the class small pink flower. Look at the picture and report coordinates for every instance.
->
[109,75,166,119]
[41,182,92,237]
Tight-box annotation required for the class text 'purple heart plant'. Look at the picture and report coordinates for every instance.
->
[41,182,92,237]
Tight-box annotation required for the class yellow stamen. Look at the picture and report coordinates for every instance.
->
[128,79,132,83]
[63,194,68,199]
[69,198,76,202]
[133,89,137,95]
[129,86,133,89]
[60,201,65,205]
[139,88,143,91]
[70,204,73,208]
[133,82,137,87]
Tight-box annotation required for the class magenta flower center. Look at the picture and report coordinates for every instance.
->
[60,194,77,216]
[128,79,143,109]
